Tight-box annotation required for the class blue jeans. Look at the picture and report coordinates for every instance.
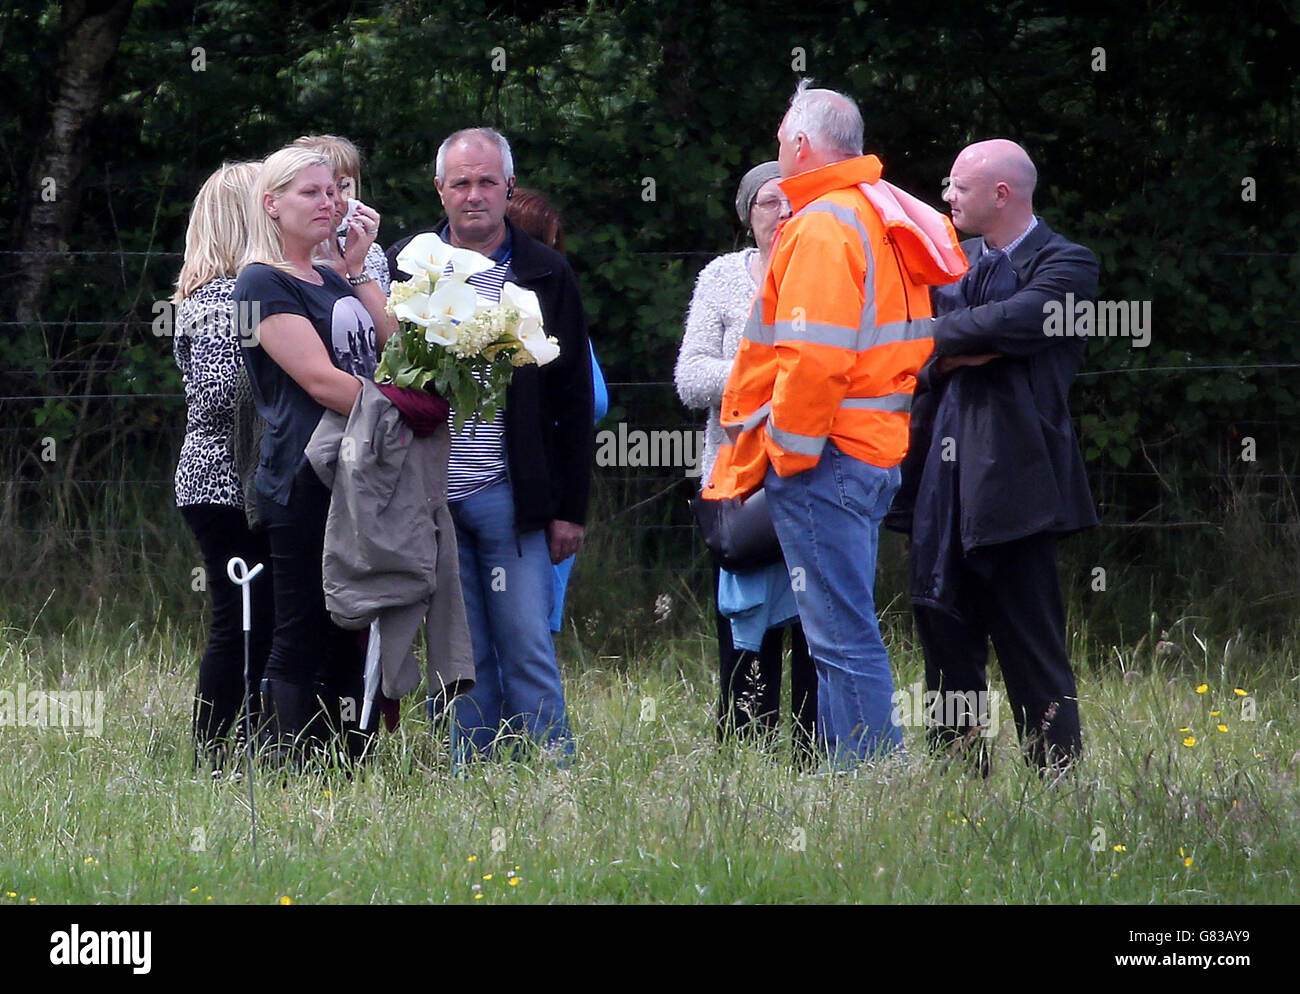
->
[764,444,904,765]
[447,480,572,761]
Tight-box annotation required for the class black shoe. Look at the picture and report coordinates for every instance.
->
[316,681,376,769]
[259,677,324,769]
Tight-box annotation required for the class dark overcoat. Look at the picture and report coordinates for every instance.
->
[885,220,1099,605]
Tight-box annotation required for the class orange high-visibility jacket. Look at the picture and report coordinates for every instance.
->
[704,155,967,499]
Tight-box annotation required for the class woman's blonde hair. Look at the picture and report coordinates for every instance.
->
[240,146,332,274]
[292,134,363,198]
[172,161,260,303]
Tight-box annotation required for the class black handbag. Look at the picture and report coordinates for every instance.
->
[691,488,784,572]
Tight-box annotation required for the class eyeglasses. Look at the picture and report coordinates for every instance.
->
[753,198,790,213]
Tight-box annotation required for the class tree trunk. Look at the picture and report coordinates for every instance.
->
[13,0,137,324]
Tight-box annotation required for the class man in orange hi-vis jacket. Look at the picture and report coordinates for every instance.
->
[704,80,967,766]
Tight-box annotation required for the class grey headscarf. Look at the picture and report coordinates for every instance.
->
[734,161,782,230]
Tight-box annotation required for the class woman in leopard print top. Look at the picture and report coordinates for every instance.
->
[173,161,273,771]
[174,276,242,506]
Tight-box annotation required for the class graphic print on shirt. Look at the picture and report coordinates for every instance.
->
[331,295,377,380]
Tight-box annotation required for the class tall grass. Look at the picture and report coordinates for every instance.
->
[1,576,1297,905]
[2,468,1298,903]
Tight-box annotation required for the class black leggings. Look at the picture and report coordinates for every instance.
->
[179,503,274,759]
[257,466,363,706]
[714,566,817,762]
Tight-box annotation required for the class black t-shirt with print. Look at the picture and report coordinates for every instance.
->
[233,263,378,505]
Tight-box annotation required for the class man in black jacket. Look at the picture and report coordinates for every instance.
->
[386,127,593,761]
[885,139,1098,775]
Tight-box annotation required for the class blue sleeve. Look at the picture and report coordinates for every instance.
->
[589,340,609,424]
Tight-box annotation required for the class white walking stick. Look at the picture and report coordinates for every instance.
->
[359,618,382,734]
[227,557,264,866]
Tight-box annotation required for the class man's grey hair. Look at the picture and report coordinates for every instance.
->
[782,79,863,158]
[435,127,515,181]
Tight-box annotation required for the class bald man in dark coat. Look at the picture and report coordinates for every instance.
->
[886,140,1098,775]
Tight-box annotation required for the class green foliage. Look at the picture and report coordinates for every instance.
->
[374,322,520,434]
[3,0,1298,528]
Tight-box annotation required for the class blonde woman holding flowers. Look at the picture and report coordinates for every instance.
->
[232,144,394,762]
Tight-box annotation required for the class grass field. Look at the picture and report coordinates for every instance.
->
[1,596,1296,906]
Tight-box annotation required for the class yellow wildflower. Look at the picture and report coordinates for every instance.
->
[279,896,292,905]
[1182,736,1197,747]
[1112,844,1126,852]
[1233,688,1247,696]
[1217,724,1228,733]
[1195,684,1208,694]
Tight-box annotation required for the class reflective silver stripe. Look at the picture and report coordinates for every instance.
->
[741,297,771,345]
[797,202,872,248]
[791,202,889,355]
[737,401,772,433]
[861,317,932,348]
[772,319,857,350]
[840,392,912,414]
[750,202,931,357]
[770,316,933,351]
[799,204,876,339]
[767,421,827,457]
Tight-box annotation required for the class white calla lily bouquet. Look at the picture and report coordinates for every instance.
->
[374,232,560,432]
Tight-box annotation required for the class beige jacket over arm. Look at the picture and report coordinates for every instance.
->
[306,379,474,704]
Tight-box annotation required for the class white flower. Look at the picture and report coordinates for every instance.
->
[516,322,560,366]
[423,322,457,347]
[395,232,494,282]
[429,280,479,323]
[392,283,477,346]
[386,272,428,305]
[500,282,543,326]
[392,292,439,328]
[497,282,557,365]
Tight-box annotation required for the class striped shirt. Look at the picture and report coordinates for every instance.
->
[445,229,513,501]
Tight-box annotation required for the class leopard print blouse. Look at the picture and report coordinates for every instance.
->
[173,277,242,508]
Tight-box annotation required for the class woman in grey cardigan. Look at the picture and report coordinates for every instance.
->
[674,162,815,763]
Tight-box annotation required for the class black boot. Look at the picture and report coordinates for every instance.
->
[316,680,376,769]
[260,677,322,768]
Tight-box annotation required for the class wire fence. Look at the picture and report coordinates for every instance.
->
[5,246,1297,561]
[2,375,1296,533]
